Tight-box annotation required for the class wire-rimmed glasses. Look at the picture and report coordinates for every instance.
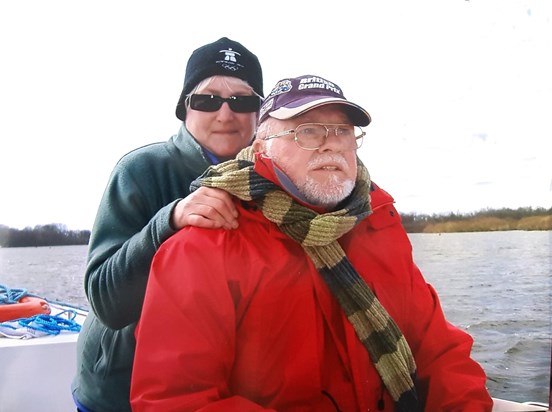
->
[261,123,365,150]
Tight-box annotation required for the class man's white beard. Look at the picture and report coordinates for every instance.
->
[298,174,355,209]
[265,141,356,209]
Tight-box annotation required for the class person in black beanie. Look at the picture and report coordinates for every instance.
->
[71,37,264,412]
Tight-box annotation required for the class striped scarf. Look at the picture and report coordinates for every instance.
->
[191,147,419,411]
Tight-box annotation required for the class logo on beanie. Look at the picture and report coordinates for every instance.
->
[217,48,243,72]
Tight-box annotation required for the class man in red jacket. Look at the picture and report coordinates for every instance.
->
[131,74,493,411]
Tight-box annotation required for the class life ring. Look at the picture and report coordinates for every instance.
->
[0,296,51,322]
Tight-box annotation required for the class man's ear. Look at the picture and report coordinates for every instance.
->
[252,138,264,153]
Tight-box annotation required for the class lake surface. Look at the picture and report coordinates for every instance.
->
[0,231,550,404]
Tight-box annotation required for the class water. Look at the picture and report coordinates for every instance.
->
[0,231,550,404]
[409,231,551,404]
[0,244,88,310]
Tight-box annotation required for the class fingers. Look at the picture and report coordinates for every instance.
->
[171,187,239,231]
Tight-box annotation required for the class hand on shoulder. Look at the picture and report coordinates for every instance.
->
[171,187,239,230]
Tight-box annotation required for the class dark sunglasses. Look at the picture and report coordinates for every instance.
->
[188,94,261,113]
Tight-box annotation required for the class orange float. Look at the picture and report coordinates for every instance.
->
[0,296,51,322]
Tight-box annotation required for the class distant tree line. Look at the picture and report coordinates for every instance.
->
[1,206,550,247]
[401,206,552,233]
[0,224,90,248]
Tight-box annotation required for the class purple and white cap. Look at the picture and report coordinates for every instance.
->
[258,74,371,126]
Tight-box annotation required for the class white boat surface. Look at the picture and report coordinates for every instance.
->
[491,398,549,411]
[0,301,549,411]
[0,301,87,412]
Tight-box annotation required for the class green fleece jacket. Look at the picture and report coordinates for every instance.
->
[72,125,214,411]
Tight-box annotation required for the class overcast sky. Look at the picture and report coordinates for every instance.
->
[1,0,550,230]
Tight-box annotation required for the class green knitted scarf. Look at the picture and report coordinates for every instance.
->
[191,147,419,411]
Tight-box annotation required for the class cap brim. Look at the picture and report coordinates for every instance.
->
[268,97,371,127]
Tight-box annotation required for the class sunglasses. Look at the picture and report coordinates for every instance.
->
[188,94,261,113]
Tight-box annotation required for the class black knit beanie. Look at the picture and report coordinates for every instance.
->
[175,37,264,121]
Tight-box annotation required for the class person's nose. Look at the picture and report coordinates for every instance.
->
[318,130,344,152]
[215,102,236,121]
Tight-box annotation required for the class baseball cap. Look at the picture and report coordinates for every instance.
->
[258,74,371,126]
[176,37,264,121]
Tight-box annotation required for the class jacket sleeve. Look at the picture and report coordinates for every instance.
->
[406,265,493,411]
[84,161,177,329]
[362,191,492,411]
[130,229,276,411]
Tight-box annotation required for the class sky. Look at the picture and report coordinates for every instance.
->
[1,0,550,230]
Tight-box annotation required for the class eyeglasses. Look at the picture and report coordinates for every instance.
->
[188,94,261,113]
[261,123,365,151]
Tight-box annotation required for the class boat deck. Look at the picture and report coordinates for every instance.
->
[0,303,87,411]
[0,304,548,411]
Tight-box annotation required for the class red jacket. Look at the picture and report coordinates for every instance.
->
[131,171,492,411]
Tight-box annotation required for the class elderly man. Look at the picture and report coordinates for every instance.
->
[130,74,493,411]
